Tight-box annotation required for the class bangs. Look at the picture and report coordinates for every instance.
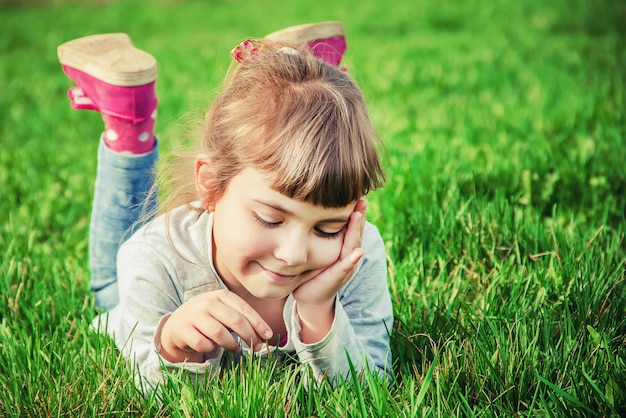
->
[249,81,384,207]
[269,141,372,208]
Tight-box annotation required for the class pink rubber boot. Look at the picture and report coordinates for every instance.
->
[57,33,157,154]
[265,21,347,68]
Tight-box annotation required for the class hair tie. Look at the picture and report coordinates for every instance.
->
[231,40,301,64]
[231,39,260,63]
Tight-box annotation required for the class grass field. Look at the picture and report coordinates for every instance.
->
[1,0,625,416]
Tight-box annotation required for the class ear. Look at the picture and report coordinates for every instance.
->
[195,154,217,212]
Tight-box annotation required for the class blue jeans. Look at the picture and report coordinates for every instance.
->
[90,138,158,311]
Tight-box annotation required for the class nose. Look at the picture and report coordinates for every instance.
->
[274,229,308,266]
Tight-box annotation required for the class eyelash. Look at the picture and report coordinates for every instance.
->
[315,228,343,240]
[253,214,343,240]
[254,213,280,229]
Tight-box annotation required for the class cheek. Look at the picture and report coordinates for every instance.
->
[213,204,256,254]
[310,239,343,267]
[217,216,270,259]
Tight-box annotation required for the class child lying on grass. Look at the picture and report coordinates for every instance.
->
[58,22,393,391]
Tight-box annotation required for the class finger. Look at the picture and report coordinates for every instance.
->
[206,303,264,351]
[355,199,368,233]
[218,291,273,347]
[354,198,368,216]
[194,315,244,353]
[182,327,219,354]
[324,247,364,286]
[220,291,273,337]
[341,208,366,259]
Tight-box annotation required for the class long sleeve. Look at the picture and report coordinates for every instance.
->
[109,240,223,389]
[94,207,225,391]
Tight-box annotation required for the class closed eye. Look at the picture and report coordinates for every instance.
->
[254,213,281,229]
[255,212,345,239]
[315,226,345,239]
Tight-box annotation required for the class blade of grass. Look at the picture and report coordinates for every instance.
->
[537,375,594,415]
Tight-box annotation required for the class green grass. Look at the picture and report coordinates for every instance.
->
[1,0,625,416]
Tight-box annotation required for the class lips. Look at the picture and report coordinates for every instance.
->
[258,264,298,283]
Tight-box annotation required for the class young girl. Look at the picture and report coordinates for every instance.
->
[58,22,393,390]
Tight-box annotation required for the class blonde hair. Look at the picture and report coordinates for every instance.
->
[159,39,384,213]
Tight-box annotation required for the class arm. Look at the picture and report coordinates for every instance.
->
[108,241,221,384]
[291,199,367,343]
[110,238,271,391]
[288,222,393,383]
[107,241,224,389]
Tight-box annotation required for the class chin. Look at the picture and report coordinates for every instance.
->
[249,286,292,301]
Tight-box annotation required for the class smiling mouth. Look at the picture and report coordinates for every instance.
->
[259,264,298,283]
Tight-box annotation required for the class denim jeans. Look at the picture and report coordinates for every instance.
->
[89,138,158,311]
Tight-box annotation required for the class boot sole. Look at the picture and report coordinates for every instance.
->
[57,33,156,87]
[265,21,345,44]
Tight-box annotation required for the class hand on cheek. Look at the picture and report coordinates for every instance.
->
[159,289,273,363]
[292,199,367,343]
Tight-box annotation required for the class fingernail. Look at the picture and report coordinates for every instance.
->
[264,330,273,339]
[254,342,263,351]
[351,251,363,263]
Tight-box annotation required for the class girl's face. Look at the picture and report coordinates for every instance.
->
[210,168,356,302]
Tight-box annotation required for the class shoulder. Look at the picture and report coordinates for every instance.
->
[123,203,210,263]
[362,221,386,257]
[116,203,220,299]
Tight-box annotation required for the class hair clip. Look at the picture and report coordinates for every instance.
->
[231,39,260,63]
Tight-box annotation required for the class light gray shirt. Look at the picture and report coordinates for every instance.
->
[98,203,393,389]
